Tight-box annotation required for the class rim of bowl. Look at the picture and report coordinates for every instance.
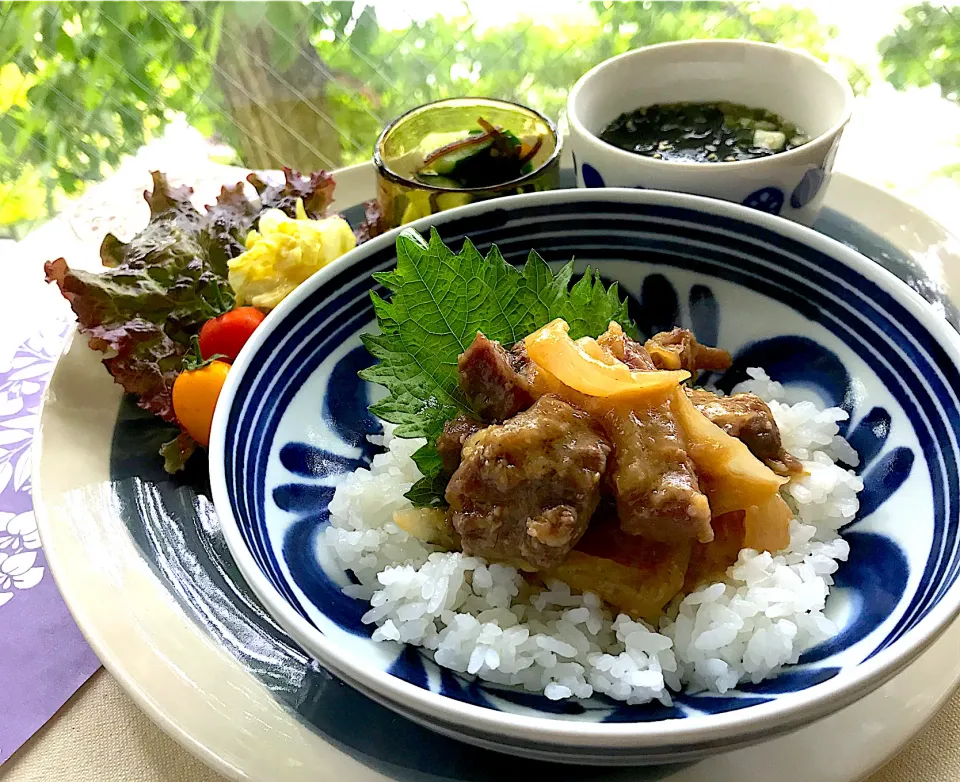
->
[373,97,563,193]
[209,187,960,752]
[566,39,855,171]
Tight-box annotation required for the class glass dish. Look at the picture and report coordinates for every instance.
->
[374,98,561,229]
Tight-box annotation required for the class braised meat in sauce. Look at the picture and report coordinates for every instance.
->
[548,502,693,621]
[683,510,746,592]
[686,388,803,476]
[445,395,611,569]
[645,327,733,380]
[599,393,713,544]
[597,322,657,370]
[457,332,534,421]
[455,327,715,545]
[442,323,798,586]
[436,415,485,474]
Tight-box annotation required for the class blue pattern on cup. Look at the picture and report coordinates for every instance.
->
[791,168,826,209]
[581,163,606,188]
[742,186,785,215]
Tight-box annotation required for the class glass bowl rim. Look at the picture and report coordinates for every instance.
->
[373,97,562,194]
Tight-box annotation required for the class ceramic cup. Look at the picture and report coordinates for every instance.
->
[566,40,854,225]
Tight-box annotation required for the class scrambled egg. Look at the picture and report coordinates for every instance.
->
[228,199,356,310]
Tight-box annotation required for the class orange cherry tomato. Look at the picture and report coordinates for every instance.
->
[199,307,266,363]
[172,360,230,447]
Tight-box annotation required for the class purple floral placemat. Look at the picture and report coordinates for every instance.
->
[0,323,101,765]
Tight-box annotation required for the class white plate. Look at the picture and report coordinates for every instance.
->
[33,166,960,782]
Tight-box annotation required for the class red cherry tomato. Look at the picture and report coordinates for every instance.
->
[199,307,266,363]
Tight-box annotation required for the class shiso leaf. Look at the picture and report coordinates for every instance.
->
[360,227,637,506]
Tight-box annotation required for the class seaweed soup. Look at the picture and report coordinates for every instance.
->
[600,101,810,163]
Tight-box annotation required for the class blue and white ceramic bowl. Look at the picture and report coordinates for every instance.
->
[209,189,960,765]
[566,41,853,226]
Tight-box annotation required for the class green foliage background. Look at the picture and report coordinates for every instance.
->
[879,2,960,103]
[0,0,953,238]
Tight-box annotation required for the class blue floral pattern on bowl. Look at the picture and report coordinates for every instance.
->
[212,192,960,762]
[271,300,913,719]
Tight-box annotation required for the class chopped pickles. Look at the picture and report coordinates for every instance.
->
[415,117,544,188]
[376,98,560,229]
[599,101,810,163]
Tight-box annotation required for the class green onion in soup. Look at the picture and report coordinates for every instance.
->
[600,101,810,163]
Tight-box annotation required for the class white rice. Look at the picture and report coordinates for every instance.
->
[322,368,863,704]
